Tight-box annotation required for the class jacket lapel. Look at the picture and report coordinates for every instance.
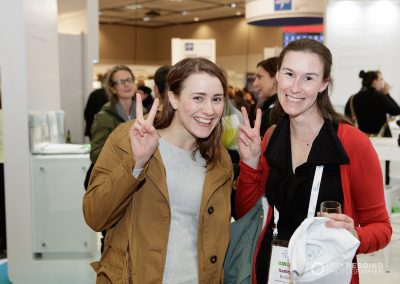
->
[200,159,231,215]
[146,149,169,202]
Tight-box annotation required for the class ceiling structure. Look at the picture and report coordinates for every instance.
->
[99,0,246,28]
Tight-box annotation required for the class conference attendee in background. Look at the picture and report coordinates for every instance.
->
[85,65,137,253]
[83,57,233,283]
[84,73,108,140]
[236,39,391,283]
[153,65,171,112]
[253,57,279,136]
[344,70,400,184]
[137,85,154,113]
[243,88,257,126]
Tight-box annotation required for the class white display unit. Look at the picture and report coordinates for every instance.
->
[370,137,400,272]
[31,154,97,257]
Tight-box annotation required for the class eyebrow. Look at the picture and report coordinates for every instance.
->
[193,92,224,96]
[281,67,319,77]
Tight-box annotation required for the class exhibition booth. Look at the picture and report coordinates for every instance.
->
[0,0,399,283]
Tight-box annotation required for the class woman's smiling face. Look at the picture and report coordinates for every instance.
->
[276,51,329,119]
[168,72,225,142]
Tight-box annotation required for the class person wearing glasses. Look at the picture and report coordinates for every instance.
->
[87,65,137,253]
[90,65,137,164]
[84,58,233,283]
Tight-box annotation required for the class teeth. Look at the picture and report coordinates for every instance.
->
[286,94,304,102]
[195,117,212,124]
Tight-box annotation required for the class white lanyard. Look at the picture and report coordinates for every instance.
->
[273,165,324,237]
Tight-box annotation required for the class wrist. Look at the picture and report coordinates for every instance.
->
[242,158,260,170]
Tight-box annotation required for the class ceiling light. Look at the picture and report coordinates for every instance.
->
[143,16,151,21]
[193,17,199,22]
[182,11,190,15]
[229,3,238,8]
[145,10,161,17]
[126,4,142,10]
[236,11,242,16]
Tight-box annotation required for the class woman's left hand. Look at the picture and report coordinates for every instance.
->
[320,213,359,240]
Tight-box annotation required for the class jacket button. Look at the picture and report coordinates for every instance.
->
[210,255,217,263]
[208,206,214,214]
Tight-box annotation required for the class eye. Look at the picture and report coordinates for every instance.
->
[193,96,203,102]
[305,76,314,81]
[284,72,294,77]
[213,96,223,103]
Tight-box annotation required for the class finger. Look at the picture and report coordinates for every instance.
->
[239,124,257,140]
[253,108,262,134]
[135,93,144,121]
[325,220,348,229]
[146,98,160,125]
[241,107,250,127]
[239,131,251,146]
[129,121,145,137]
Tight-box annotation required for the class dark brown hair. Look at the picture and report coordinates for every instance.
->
[271,39,349,124]
[105,65,135,102]
[257,57,279,77]
[154,57,227,166]
[359,70,380,89]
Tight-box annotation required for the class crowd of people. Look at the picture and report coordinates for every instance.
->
[82,39,395,283]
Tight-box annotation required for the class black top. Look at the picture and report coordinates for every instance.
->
[256,116,350,283]
[84,87,108,138]
[260,95,277,137]
[344,87,400,137]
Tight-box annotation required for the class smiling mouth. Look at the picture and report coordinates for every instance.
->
[194,116,213,125]
[286,94,305,102]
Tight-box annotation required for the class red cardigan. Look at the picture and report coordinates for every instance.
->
[236,123,392,284]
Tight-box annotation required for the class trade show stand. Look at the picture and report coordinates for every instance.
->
[370,137,400,272]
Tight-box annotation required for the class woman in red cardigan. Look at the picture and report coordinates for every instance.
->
[236,39,391,284]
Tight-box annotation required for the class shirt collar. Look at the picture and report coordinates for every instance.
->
[265,116,349,170]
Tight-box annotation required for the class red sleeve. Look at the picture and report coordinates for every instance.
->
[340,125,392,253]
[235,132,270,218]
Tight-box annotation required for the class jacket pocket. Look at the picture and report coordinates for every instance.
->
[94,230,132,283]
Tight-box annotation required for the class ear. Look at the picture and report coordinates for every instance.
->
[319,79,329,93]
[167,91,178,110]
[111,86,116,95]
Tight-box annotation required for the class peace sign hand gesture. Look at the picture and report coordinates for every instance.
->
[238,107,262,169]
[129,93,160,169]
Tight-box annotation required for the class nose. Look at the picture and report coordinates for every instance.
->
[290,77,301,93]
[202,99,215,115]
[253,78,259,88]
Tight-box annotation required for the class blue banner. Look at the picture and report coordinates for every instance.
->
[275,0,292,11]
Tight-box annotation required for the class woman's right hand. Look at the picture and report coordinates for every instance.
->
[129,93,160,169]
[382,81,392,95]
[238,107,262,169]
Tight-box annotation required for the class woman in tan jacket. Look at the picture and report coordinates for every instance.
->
[83,57,233,283]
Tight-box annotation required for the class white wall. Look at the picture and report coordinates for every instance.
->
[57,0,99,141]
[0,0,96,283]
[326,0,400,109]
[59,34,85,143]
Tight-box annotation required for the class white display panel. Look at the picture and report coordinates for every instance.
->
[171,38,216,65]
[325,0,400,108]
[31,154,96,256]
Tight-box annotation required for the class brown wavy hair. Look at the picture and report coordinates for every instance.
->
[271,39,349,124]
[154,57,227,167]
[104,65,135,103]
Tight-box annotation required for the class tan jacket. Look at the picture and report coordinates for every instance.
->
[83,121,233,283]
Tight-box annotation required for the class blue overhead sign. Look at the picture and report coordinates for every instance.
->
[275,0,292,11]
